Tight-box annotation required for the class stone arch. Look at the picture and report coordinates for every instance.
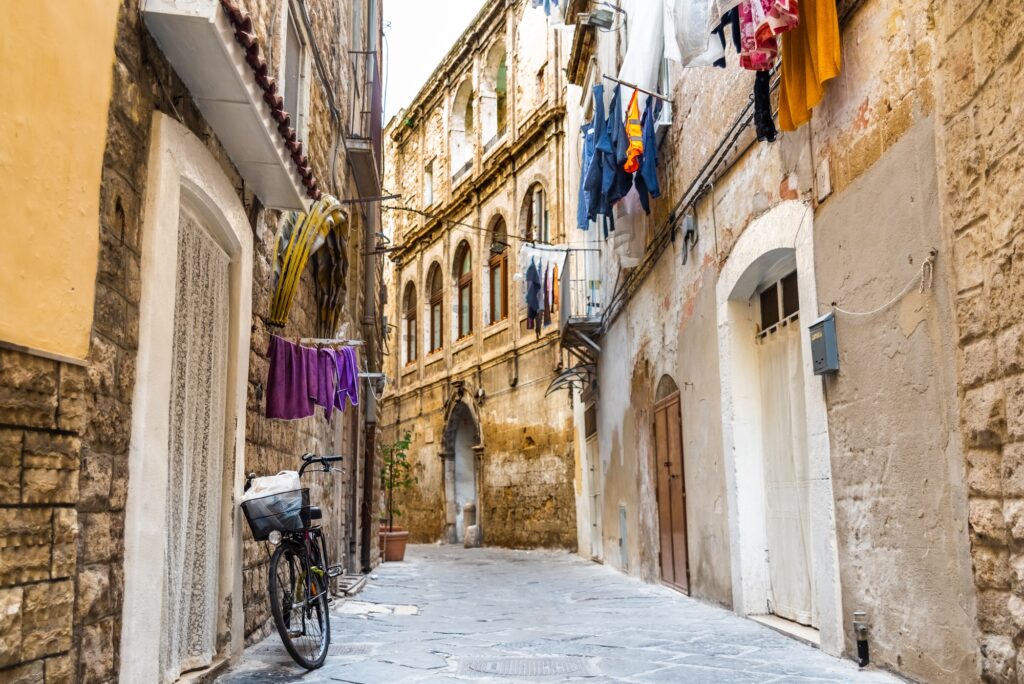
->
[715,200,842,655]
[440,395,484,543]
[450,78,474,176]
[519,180,549,243]
[656,374,680,402]
[481,39,508,146]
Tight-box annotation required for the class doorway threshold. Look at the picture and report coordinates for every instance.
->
[750,614,820,648]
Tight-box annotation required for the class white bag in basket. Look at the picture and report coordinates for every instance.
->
[242,471,300,502]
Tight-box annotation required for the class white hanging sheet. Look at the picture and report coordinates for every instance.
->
[758,324,817,627]
[618,0,665,95]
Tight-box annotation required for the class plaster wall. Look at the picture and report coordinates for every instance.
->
[814,116,977,682]
[0,0,119,360]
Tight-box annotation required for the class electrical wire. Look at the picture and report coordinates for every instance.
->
[832,251,936,318]
[383,205,588,249]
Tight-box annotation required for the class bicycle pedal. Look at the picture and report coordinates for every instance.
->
[327,564,344,578]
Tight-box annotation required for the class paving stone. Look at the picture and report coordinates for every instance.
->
[220,545,900,683]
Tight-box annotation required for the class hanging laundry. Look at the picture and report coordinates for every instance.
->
[751,0,798,44]
[666,0,716,66]
[599,86,633,209]
[315,347,339,420]
[688,20,728,68]
[266,335,316,420]
[577,123,596,230]
[778,0,840,131]
[623,90,644,174]
[634,95,663,212]
[334,346,359,410]
[753,70,777,142]
[618,0,664,92]
[584,84,607,226]
[738,0,778,70]
[525,258,542,329]
[530,0,558,16]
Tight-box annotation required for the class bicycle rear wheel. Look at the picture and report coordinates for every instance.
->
[268,541,330,669]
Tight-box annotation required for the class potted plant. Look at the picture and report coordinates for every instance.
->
[379,432,414,562]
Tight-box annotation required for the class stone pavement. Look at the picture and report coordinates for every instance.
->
[217,545,901,683]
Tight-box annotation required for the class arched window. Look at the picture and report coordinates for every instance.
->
[428,263,443,353]
[451,79,474,179]
[455,242,473,339]
[487,218,508,324]
[522,183,550,243]
[403,282,417,365]
[482,41,508,149]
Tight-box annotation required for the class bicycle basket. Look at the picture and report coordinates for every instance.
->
[241,488,311,541]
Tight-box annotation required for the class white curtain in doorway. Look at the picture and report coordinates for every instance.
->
[758,323,816,626]
[161,210,231,682]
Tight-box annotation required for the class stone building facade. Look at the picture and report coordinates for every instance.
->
[0,1,383,682]
[379,0,577,549]
[935,2,1024,681]
[555,0,1019,681]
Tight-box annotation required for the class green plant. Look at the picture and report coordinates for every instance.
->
[380,432,415,530]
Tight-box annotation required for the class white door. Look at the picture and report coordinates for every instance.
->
[586,435,603,561]
[453,419,476,542]
[759,323,816,626]
[160,208,231,682]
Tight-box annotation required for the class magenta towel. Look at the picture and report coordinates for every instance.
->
[266,335,316,420]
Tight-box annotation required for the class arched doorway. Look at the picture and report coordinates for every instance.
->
[715,201,842,653]
[441,398,482,543]
[654,375,689,593]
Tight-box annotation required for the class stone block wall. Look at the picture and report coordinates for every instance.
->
[936,1,1024,681]
[0,0,378,679]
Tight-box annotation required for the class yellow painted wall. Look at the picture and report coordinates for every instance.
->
[0,1,119,360]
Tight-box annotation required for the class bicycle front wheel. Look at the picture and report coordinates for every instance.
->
[268,541,330,669]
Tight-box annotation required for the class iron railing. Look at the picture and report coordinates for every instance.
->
[560,248,602,329]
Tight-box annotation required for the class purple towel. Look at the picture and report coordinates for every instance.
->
[315,348,339,420]
[334,346,360,410]
[266,335,316,420]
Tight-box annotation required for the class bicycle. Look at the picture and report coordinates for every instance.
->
[242,453,344,669]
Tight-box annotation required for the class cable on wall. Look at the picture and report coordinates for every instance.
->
[831,249,936,318]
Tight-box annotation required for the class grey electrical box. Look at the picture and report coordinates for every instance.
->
[809,312,839,375]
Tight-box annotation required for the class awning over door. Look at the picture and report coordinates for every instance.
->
[143,0,311,210]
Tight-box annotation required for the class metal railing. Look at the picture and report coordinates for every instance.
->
[560,248,602,329]
[347,50,382,170]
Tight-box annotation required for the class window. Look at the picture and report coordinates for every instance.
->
[282,2,310,141]
[424,162,434,207]
[428,264,443,353]
[403,283,417,365]
[758,270,800,336]
[488,219,509,324]
[455,242,473,339]
[451,80,474,177]
[523,184,550,243]
[482,42,508,148]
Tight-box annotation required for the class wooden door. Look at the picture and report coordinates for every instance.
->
[654,392,689,593]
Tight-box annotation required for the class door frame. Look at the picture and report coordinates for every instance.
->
[654,390,690,594]
[120,114,253,682]
[715,201,842,655]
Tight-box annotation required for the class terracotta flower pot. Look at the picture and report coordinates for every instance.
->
[379,528,409,562]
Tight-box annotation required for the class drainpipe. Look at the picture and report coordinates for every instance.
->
[360,198,381,572]
[852,609,869,667]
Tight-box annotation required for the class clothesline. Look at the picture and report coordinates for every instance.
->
[297,337,364,346]
[601,74,672,104]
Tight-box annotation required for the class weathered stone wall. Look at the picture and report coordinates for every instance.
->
[571,0,979,678]
[0,0,378,680]
[381,0,577,551]
[934,1,1024,681]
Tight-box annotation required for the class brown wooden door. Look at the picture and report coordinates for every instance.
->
[654,392,689,593]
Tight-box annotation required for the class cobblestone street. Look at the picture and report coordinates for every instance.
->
[219,545,900,683]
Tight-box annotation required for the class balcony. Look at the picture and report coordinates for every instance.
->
[559,248,602,366]
[347,50,383,196]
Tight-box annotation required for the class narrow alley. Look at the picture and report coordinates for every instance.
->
[219,546,898,683]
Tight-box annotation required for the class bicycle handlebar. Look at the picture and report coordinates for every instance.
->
[299,453,343,476]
